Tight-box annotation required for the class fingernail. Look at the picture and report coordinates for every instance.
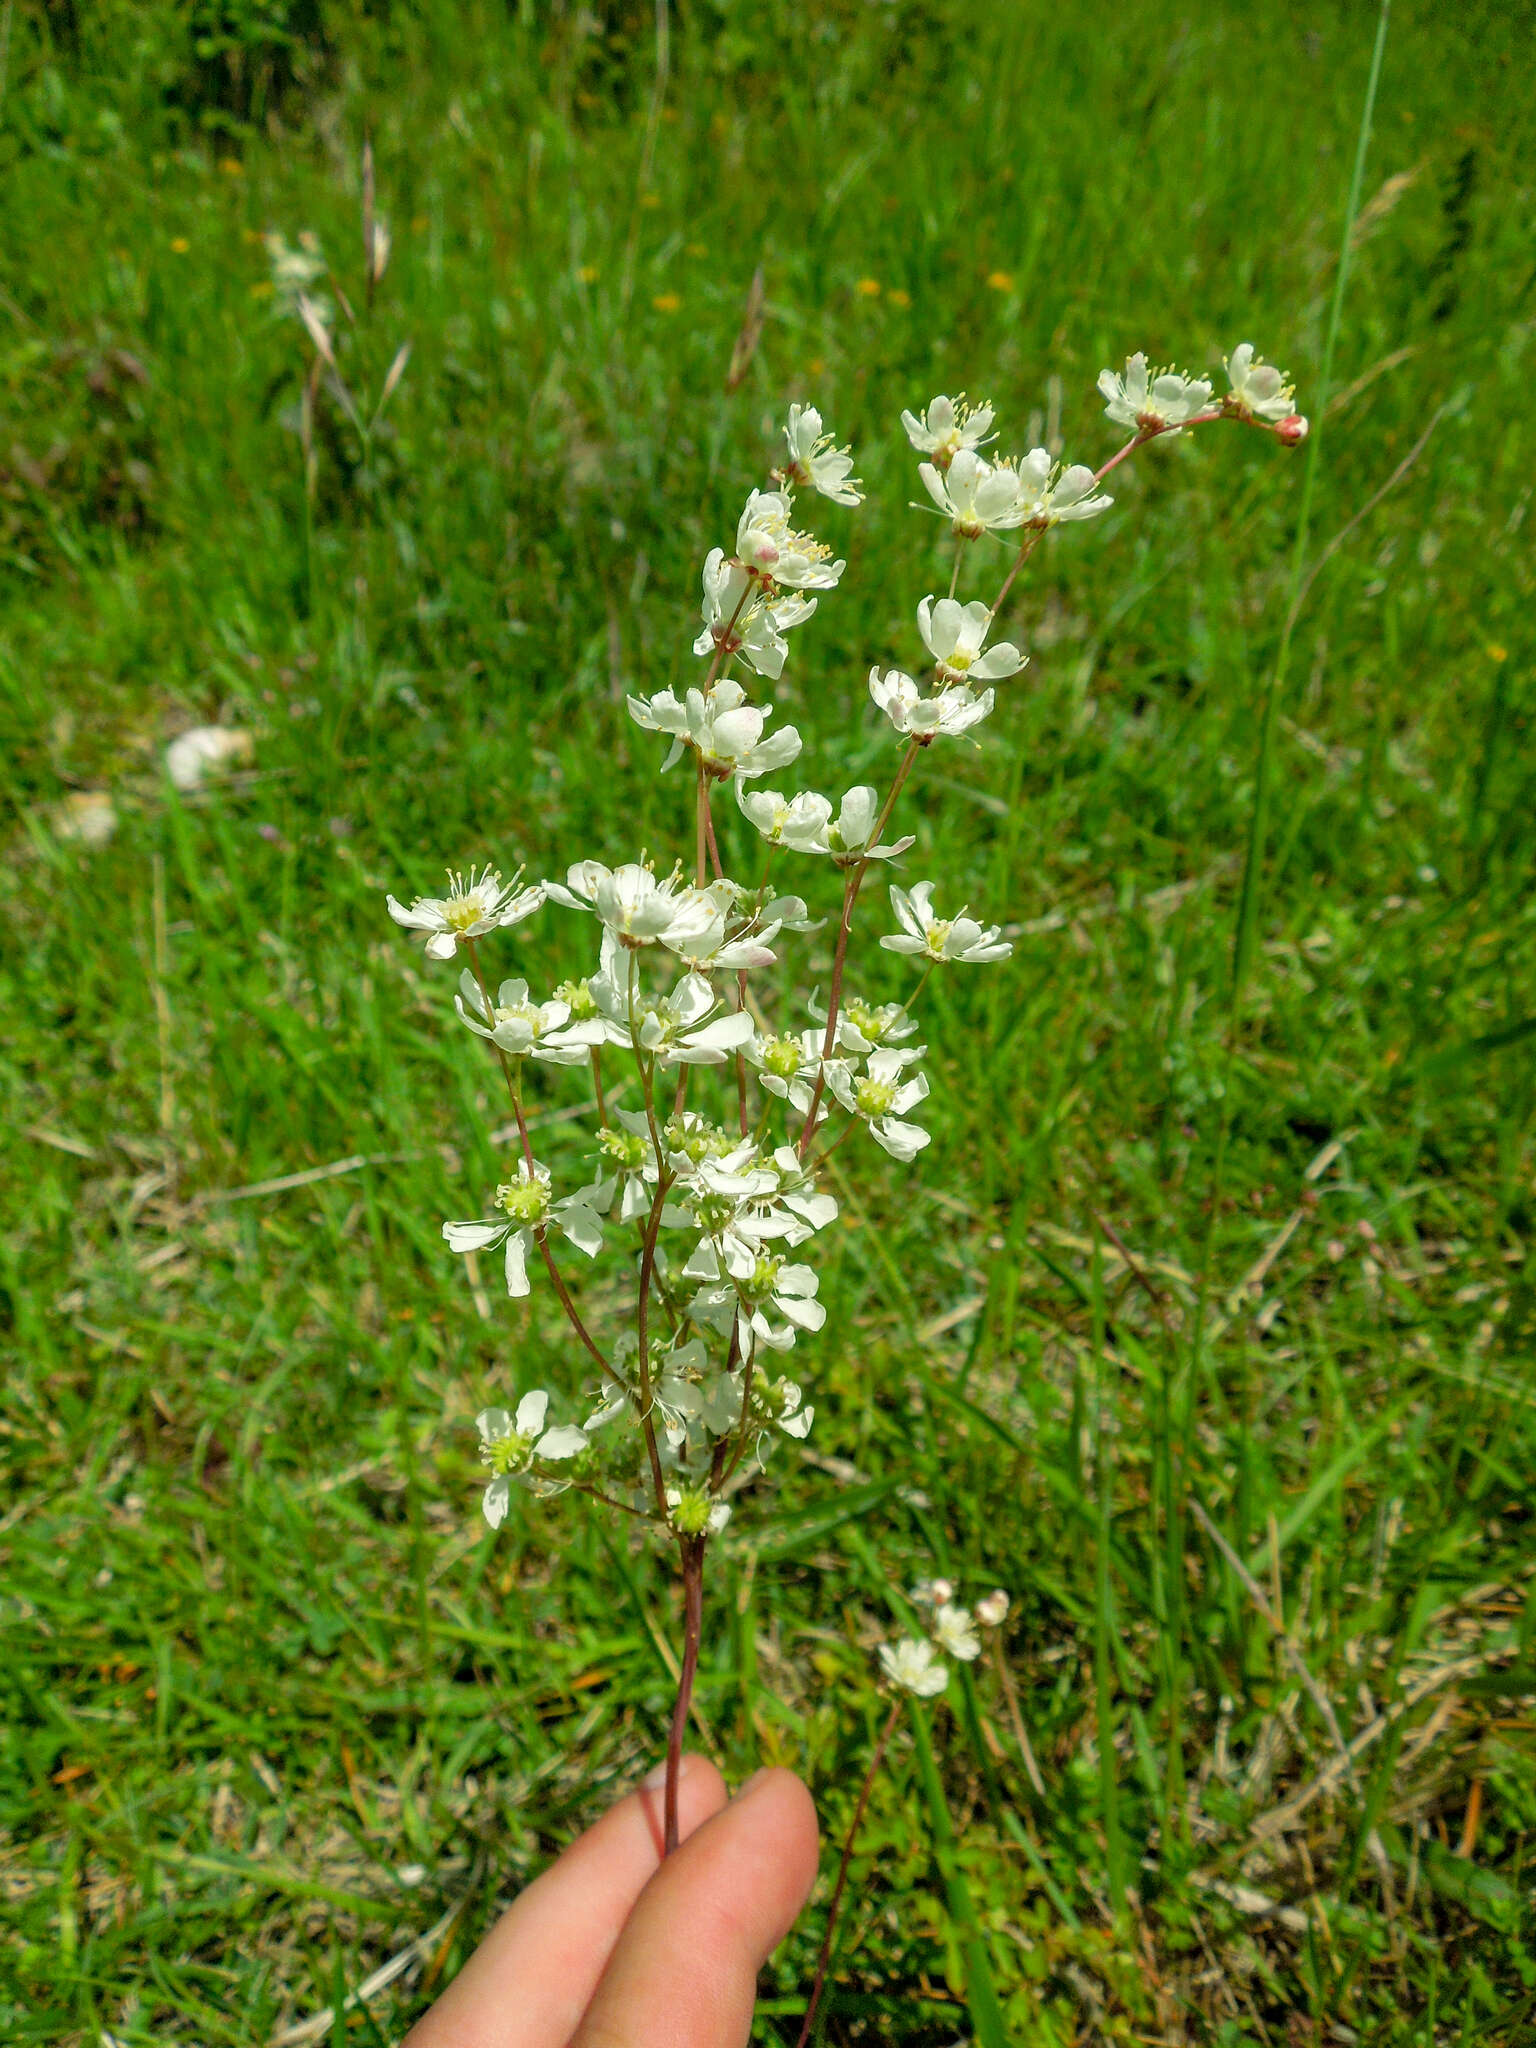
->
[733,1766,772,1801]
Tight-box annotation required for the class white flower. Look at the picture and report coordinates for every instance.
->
[1009,448,1113,527]
[387,866,544,961]
[810,991,920,1056]
[869,668,994,742]
[899,394,995,471]
[1097,352,1214,434]
[916,597,1024,684]
[910,1577,955,1609]
[693,549,817,680]
[264,229,326,302]
[974,1589,1010,1628]
[736,785,835,852]
[828,1046,930,1161]
[1223,342,1300,424]
[917,449,1028,538]
[782,404,863,506]
[743,1027,826,1114]
[636,974,756,1068]
[932,1603,981,1662]
[477,1394,590,1527]
[821,785,915,865]
[878,1638,948,1697]
[687,1241,826,1353]
[454,973,585,1064]
[735,490,846,590]
[880,880,1012,965]
[628,679,802,782]
[546,860,716,953]
[443,1159,604,1297]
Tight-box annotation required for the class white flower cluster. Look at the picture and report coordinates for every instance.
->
[1097,341,1308,444]
[383,355,1303,1555]
[877,1580,1010,1697]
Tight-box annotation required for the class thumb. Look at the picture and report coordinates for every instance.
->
[571,1767,819,2048]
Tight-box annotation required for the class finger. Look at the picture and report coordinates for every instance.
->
[404,1753,729,2048]
[572,1767,819,2048]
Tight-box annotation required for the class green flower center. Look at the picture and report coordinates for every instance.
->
[855,1077,897,1119]
[599,1127,648,1171]
[669,1488,715,1536]
[556,977,599,1020]
[761,1034,804,1079]
[495,1178,550,1225]
[665,1118,732,1164]
[483,1431,532,1475]
[741,1255,783,1306]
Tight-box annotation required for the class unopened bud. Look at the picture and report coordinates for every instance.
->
[974,1589,1010,1628]
[1277,413,1309,447]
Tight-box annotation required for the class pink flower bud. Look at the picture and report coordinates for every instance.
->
[1277,413,1309,447]
[975,1589,1010,1628]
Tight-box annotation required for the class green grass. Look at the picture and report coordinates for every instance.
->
[4,0,1536,2040]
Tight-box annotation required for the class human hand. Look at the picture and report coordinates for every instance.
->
[403,1755,819,2048]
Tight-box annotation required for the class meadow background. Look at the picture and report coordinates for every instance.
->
[3,0,1535,2040]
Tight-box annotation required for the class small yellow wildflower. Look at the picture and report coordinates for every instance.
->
[652,292,682,313]
[578,264,600,283]
[854,277,881,298]
[887,287,911,308]
[218,157,243,176]
[170,237,190,255]
[986,270,1014,292]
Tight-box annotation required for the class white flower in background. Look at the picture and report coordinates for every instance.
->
[1097,352,1214,434]
[666,1486,732,1537]
[477,1395,590,1526]
[900,394,996,471]
[879,1638,948,1697]
[443,1159,604,1297]
[974,1589,1010,1628]
[881,880,1012,965]
[821,785,915,864]
[636,974,756,1067]
[737,785,835,853]
[546,860,716,953]
[454,973,586,1064]
[1009,448,1113,527]
[917,449,1028,538]
[782,404,863,506]
[628,680,803,782]
[735,490,846,590]
[693,549,817,680]
[910,1577,955,1609]
[388,866,544,961]
[1223,342,1300,424]
[264,229,326,302]
[828,1046,930,1161]
[810,991,921,1056]
[869,669,995,742]
[916,597,1024,683]
[932,1602,982,1662]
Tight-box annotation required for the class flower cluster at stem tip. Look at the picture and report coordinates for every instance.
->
[382,343,1305,1545]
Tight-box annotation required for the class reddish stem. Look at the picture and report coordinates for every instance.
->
[663,1536,706,1855]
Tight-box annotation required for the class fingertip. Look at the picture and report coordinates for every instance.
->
[633,1752,728,1862]
[724,1766,822,1932]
